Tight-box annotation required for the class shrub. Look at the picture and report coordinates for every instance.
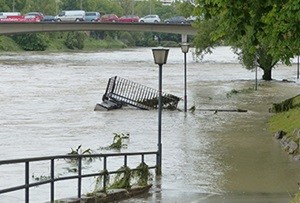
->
[12,33,48,51]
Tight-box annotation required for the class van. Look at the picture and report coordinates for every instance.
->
[0,12,23,22]
[55,10,85,22]
[0,12,21,18]
[84,12,100,22]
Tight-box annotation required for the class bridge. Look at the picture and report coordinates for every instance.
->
[0,22,197,35]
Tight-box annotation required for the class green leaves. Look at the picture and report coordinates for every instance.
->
[193,0,300,80]
[12,33,48,51]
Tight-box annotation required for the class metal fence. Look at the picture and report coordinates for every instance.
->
[102,76,181,110]
[0,151,157,203]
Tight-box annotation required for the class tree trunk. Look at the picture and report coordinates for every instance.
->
[262,68,272,80]
[257,47,277,81]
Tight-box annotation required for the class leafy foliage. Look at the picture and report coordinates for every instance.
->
[132,163,151,186]
[64,31,86,50]
[109,166,132,189]
[109,133,129,150]
[12,33,48,51]
[0,35,22,51]
[66,144,94,166]
[91,169,110,194]
[194,0,300,80]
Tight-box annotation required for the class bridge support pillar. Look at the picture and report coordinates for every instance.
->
[181,34,187,43]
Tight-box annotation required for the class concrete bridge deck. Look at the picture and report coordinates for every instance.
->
[0,22,197,35]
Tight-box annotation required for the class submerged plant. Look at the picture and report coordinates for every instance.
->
[89,169,110,195]
[87,162,152,197]
[226,87,254,98]
[65,145,95,172]
[109,133,130,150]
[109,166,132,189]
[132,163,151,186]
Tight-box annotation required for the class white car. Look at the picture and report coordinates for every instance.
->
[139,15,160,23]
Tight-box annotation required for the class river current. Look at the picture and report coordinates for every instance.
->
[0,47,299,203]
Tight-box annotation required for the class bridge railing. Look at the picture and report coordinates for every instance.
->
[0,151,157,203]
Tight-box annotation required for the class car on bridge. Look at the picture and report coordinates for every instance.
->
[100,14,119,22]
[55,10,85,22]
[186,16,199,24]
[164,16,187,24]
[0,12,23,22]
[139,15,160,23]
[118,15,139,23]
[85,12,100,22]
[25,12,44,21]
[41,15,56,22]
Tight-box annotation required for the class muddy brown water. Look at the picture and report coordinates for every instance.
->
[0,47,299,202]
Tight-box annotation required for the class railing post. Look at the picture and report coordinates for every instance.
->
[124,155,127,167]
[141,154,145,163]
[103,156,107,192]
[50,159,55,202]
[25,161,29,203]
[77,157,82,198]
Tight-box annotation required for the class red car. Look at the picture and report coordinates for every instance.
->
[100,14,119,22]
[25,12,44,21]
[118,15,139,23]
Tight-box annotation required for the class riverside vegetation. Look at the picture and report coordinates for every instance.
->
[0,31,183,52]
[30,133,153,202]
[268,94,300,203]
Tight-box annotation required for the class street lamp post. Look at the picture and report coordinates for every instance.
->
[152,48,169,175]
[181,43,190,112]
[297,55,299,79]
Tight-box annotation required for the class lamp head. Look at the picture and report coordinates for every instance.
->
[152,48,169,65]
[181,43,190,53]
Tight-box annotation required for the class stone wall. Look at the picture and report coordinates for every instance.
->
[274,129,300,160]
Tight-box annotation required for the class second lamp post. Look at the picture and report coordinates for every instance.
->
[181,43,190,112]
[152,48,169,175]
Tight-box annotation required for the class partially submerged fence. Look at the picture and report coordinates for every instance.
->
[97,76,181,110]
[0,151,157,203]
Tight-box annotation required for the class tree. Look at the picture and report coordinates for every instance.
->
[262,0,300,63]
[21,0,57,15]
[12,33,48,51]
[194,0,299,80]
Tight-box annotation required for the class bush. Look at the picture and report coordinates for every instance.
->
[119,32,135,47]
[64,31,86,50]
[0,35,22,51]
[12,33,48,51]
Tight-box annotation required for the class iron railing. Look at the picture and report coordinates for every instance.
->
[102,76,181,110]
[0,151,157,203]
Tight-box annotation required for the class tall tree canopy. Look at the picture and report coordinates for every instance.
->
[194,0,300,80]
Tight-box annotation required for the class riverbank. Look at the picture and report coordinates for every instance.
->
[0,34,126,52]
[269,94,300,158]
[268,94,300,202]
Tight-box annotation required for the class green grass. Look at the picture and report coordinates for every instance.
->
[84,37,126,50]
[290,192,300,203]
[0,35,22,51]
[269,107,300,137]
[269,95,300,203]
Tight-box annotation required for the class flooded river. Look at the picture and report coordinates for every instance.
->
[0,47,299,202]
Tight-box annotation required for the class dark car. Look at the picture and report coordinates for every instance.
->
[41,15,56,22]
[100,14,119,22]
[118,15,139,23]
[164,16,186,24]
